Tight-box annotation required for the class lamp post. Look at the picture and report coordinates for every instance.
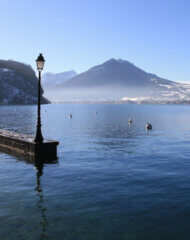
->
[34,53,45,143]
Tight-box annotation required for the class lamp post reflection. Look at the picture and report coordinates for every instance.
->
[34,160,48,240]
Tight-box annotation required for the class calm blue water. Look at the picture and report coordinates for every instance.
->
[1,103,190,239]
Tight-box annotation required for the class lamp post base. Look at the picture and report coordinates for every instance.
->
[34,128,43,143]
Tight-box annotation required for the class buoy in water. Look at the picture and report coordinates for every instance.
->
[129,118,132,124]
[146,122,152,130]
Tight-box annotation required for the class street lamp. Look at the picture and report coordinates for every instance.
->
[34,53,45,143]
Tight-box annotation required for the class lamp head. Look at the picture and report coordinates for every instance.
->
[36,53,45,71]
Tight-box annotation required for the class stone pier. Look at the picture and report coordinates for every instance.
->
[0,129,59,160]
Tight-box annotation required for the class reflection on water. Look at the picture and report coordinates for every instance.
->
[1,149,58,240]
[31,158,58,240]
[34,160,47,240]
[1,104,190,239]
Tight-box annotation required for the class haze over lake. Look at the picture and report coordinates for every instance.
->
[1,103,190,239]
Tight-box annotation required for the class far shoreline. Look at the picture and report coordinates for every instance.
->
[49,99,190,106]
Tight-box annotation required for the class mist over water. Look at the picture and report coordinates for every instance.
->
[44,86,158,102]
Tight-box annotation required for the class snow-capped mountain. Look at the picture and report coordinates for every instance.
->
[0,60,49,105]
[58,58,190,102]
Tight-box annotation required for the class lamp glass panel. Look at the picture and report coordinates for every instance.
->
[36,61,44,70]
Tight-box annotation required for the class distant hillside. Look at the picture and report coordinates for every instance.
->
[61,58,174,89]
[58,59,190,102]
[42,70,77,89]
[0,60,50,105]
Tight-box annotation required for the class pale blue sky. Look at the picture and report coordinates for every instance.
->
[0,0,189,82]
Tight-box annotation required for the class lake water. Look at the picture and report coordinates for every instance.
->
[1,103,190,240]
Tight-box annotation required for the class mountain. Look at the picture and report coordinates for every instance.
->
[62,58,161,88]
[58,58,190,102]
[0,60,50,105]
[42,70,77,89]
[42,70,78,102]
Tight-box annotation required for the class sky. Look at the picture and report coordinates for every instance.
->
[0,0,190,82]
